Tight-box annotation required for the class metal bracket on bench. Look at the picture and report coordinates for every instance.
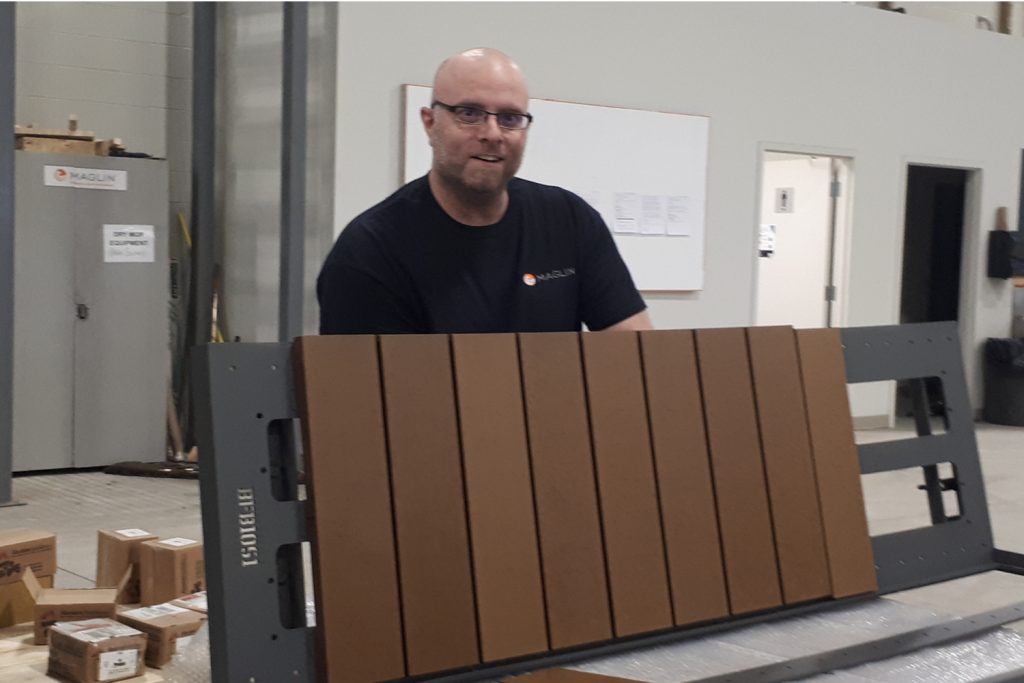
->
[840,322,1001,594]
[194,342,314,683]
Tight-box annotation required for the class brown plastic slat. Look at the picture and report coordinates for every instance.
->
[694,328,783,615]
[746,326,832,604]
[518,333,613,649]
[451,334,548,662]
[581,332,673,636]
[639,330,729,625]
[796,328,878,598]
[379,335,480,674]
[294,336,405,683]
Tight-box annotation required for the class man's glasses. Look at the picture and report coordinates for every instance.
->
[432,101,533,130]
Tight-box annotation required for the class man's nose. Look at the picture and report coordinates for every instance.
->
[478,113,504,138]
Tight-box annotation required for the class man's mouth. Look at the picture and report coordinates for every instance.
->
[472,154,503,163]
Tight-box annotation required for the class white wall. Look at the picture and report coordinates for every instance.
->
[332,2,1024,413]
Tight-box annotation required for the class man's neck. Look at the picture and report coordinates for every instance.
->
[428,173,509,226]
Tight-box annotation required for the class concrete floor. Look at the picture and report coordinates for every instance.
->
[4,420,1024,605]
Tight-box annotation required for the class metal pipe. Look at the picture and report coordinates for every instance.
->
[0,2,16,504]
[279,2,308,343]
[186,2,217,446]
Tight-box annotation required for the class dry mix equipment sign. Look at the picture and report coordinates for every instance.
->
[104,225,155,263]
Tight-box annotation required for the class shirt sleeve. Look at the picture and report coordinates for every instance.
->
[316,220,423,335]
[575,198,647,331]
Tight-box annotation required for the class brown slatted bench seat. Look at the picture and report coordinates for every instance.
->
[194,322,1024,683]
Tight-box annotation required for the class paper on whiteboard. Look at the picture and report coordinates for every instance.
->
[640,195,666,235]
[104,225,154,263]
[667,195,691,236]
[613,192,640,234]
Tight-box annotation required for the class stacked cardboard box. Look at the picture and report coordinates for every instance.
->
[24,569,123,644]
[96,529,158,604]
[0,529,56,627]
[138,537,205,606]
[47,618,147,683]
[116,602,205,667]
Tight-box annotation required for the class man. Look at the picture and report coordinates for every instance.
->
[317,47,652,334]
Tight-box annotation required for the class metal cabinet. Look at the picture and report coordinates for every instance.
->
[13,153,169,470]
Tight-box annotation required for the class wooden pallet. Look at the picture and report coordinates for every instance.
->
[14,115,121,157]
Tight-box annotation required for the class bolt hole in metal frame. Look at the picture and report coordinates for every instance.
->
[193,322,1024,683]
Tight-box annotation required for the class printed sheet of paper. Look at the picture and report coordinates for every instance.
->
[666,196,691,236]
[613,192,640,234]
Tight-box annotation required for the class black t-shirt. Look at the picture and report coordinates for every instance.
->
[317,175,646,334]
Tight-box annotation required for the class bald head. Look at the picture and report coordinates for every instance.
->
[432,48,529,108]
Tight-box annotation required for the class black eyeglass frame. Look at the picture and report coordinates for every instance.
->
[431,100,534,130]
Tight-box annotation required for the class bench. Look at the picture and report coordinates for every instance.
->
[194,322,1024,683]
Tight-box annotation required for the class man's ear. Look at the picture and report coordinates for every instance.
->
[420,106,435,136]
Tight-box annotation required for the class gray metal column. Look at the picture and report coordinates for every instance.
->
[0,2,16,505]
[279,2,308,343]
[186,2,216,446]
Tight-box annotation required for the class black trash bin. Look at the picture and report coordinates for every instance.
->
[983,338,1024,426]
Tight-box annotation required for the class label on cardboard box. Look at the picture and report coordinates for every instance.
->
[122,603,190,620]
[160,538,197,548]
[57,622,140,644]
[172,592,207,613]
[114,529,151,538]
[98,649,139,681]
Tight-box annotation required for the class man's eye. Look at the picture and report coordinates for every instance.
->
[455,107,484,120]
[497,114,525,128]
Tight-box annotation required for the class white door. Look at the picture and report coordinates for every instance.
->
[755,152,851,328]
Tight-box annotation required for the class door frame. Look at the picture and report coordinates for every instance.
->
[752,142,856,328]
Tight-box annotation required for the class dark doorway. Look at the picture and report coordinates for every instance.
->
[897,164,968,417]
[900,165,967,324]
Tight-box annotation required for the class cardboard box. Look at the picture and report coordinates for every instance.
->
[138,538,205,606]
[96,528,158,604]
[116,602,205,668]
[170,590,207,615]
[0,528,56,585]
[48,618,147,683]
[24,569,120,645]
[0,573,53,627]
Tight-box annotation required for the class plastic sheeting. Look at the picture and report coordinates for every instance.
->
[567,598,1024,682]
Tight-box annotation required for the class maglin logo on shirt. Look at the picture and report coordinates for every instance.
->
[522,268,576,287]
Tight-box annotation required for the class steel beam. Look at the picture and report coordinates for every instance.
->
[279,2,308,343]
[0,2,16,505]
[185,2,217,447]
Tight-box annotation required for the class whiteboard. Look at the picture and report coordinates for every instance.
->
[402,84,709,291]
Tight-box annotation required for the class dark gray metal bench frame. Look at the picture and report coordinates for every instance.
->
[194,321,1024,683]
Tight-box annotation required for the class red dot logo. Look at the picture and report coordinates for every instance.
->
[54,168,68,181]
[522,273,536,286]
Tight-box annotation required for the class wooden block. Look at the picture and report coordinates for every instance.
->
[639,330,729,625]
[796,329,878,598]
[451,334,548,662]
[379,335,479,674]
[15,125,95,140]
[694,328,782,615]
[746,327,832,604]
[294,336,405,683]
[581,332,673,636]
[518,332,612,649]
[16,137,96,155]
